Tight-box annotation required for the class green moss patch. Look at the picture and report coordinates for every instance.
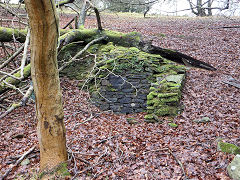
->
[58,41,186,122]
[217,140,240,155]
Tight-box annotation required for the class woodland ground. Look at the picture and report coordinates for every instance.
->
[0,12,240,179]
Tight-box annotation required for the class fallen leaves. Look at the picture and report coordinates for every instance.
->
[0,13,240,179]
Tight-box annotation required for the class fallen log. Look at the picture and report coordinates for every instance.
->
[0,64,31,94]
[0,27,27,43]
[0,27,217,71]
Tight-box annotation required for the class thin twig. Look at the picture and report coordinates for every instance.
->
[0,146,36,180]
[20,29,30,78]
[59,36,105,71]
[0,84,33,119]
[0,44,24,69]
[77,114,93,125]
[168,148,188,180]
[71,147,109,180]
[142,148,169,155]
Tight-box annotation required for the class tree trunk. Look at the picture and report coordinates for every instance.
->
[24,0,67,171]
[197,0,206,16]
[77,0,87,28]
[207,0,213,16]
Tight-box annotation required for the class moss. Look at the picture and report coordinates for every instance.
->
[106,85,117,92]
[147,98,160,106]
[156,105,178,116]
[217,141,240,155]
[12,103,20,108]
[168,123,178,128]
[149,87,157,91]
[0,64,31,93]
[144,114,154,120]
[102,30,142,47]
[147,106,154,110]
[39,163,71,179]
[0,27,26,43]
[157,93,178,98]
[56,163,71,176]
[147,91,158,100]
[159,96,179,104]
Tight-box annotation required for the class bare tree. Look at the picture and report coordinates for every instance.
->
[187,0,230,16]
[25,0,68,171]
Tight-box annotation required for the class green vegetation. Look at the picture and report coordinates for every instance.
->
[59,41,185,122]
[217,140,240,155]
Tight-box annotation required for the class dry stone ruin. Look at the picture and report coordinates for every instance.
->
[60,42,186,122]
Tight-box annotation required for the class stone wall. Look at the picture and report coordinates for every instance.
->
[59,42,186,122]
[92,73,150,114]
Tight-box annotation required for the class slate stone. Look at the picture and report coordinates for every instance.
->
[156,77,164,82]
[108,98,118,103]
[123,104,132,108]
[110,105,121,112]
[105,92,118,96]
[135,108,144,113]
[166,74,184,84]
[99,103,110,111]
[227,154,240,180]
[141,79,149,84]
[137,94,147,100]
[121,107,133,114]
[119,97,131,104]
[133,98,145,103]
[122,88,134,93]
[122,82,132,89]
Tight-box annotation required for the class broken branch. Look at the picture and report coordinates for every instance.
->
[0,146,36,180]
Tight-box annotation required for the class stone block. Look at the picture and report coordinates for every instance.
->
[122,82,132,89]
[122,88,134,93]
[110,105,121,112]
[119,97,131,104]
[227,154,240,180]
[108,98,118,103]
[166,74,185,84]
[121,107,133,114]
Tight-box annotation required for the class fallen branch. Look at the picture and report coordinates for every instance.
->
[168,148,188,180]
[71,147,109,180]
[223,78,240,89]
[0,84,33,119]
[59,36,105,71]
[0,44,24,69]
[208,26,240,29]
[0,64,31,94]
[20,29,30,78]
[142,148,169,155]
[0,146,36,180]
[63,16,77,29]
[0,4,28,26]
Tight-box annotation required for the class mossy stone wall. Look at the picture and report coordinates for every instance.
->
[59,42,186,122]
[92,73,150,114]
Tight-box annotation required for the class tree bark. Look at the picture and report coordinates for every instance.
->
[77,0,87,28]
[24,0,67,171]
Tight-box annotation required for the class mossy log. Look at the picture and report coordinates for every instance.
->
[0,64,31,94]
[0,27,27,43]
[0,27,216,70]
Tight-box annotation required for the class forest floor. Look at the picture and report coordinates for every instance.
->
[0,12,240,179]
